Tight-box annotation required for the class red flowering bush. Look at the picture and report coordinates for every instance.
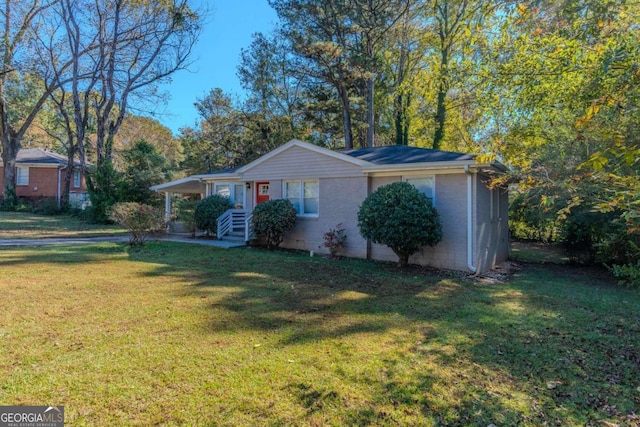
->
[109,202,165,245]
[322,223,347,257]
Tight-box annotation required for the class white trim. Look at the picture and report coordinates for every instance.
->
[363,161,507,175]
[489,187,494,221]
[57,168,61,208]
[283,179,319,218]
[150,175,210,192]
[465,165,477,273]
[16,166,29,186]
[238,139,371,174]
[10,162,64,168]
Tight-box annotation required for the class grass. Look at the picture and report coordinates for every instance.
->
[510,240,570,264]
[0,241,638,426]
[0,211,125,239]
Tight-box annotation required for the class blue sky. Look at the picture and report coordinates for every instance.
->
[156,0,278,134]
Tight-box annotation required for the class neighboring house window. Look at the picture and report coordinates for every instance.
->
[284,180,319,216]
[16,166,29,186]
[73,170,81,188]
[405,176,435,204]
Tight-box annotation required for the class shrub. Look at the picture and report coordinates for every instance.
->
[0,186,18,211]
[194,195,234,236]
[174,199,199,235]
[611,262,640,288]
[252,199,297,249]
[322,223,347,257]
[357,182,442,267]
[109,202,165,245]
[31,197,61,215]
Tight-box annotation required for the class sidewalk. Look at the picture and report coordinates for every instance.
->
[0,235,246,248]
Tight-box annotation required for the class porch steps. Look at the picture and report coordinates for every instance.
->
[220,230,246,244]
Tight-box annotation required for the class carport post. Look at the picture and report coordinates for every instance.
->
[164,192,171,224]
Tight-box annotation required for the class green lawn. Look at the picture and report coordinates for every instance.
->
[0,242,638,426]
[0,211,125,239]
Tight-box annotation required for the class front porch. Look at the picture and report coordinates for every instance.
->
[150,175,258,245]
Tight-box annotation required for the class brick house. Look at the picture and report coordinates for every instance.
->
[0,148,89,208]
[152,140,509,273]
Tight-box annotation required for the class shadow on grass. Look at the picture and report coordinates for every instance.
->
[0,243,128,267]
[4,241,636,425]
[127,242,639,425]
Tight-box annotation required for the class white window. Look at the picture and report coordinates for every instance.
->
[284,180,319,216]
[73,170,81,188]
[215,184,231,199]
[405,176,435,204]
[16,166,29,186]
[214,183,245,208]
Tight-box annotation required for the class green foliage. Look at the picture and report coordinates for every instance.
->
[252,199,297,249]
[86,161,126,224]
[509,192,558,242]
[108,202,165,245]
[0,186,17,211]
[174,198,198,234]
[357,182,442,267]
[120,140,172,205]
[30,198,62,216]
[559,206,639,266]
[611,261,640,288]
[193,195,234,236]
[322,223,347,258]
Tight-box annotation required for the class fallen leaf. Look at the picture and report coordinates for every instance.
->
[546,380,562,389]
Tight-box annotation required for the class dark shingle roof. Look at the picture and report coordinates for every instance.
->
[14,148,81,166]
[200,166,241,176]
[341,145,475,165]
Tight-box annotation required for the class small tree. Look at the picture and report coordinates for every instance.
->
[252,199,297,249]
[194,195,234,236]
[86,161,126,223]
[357,182,442,267]
[109,202,165,245]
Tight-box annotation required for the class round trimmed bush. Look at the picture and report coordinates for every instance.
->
[357,181,442,267]
[194,195,234,236]
[252,199,297,249]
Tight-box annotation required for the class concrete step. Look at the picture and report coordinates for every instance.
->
[221,234,246,243]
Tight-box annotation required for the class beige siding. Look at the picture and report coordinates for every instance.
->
[474,177,509,271]
[279,177,369,258]
[241,146,363,181]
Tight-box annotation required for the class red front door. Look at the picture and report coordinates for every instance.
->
[256,182,270,205]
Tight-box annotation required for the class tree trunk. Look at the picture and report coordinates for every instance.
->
[61,145,75,209]
[397,252,410,268]
[366,76,375,147]
[433,81,447,150]
[1,133,19,205]
[338,85,354,149]
[394,91,410,146]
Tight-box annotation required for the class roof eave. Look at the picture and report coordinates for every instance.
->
[362,159,476,174]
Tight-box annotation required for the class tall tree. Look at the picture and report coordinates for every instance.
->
[269,0,361,148]
[0,0,57,204]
